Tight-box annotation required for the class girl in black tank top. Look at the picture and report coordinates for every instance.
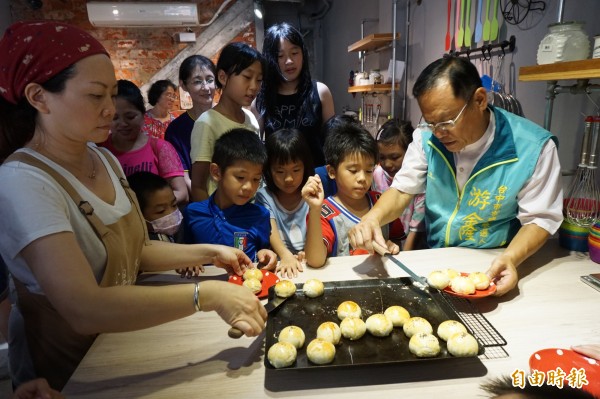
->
[255,22,335,167]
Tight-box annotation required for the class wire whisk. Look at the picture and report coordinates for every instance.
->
[565,116,600,227]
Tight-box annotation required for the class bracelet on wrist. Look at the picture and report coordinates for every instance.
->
[193,282,201,312]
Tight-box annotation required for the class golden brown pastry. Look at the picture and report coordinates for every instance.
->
[303,278,325,298]
[444,268,460,280]
[450,276,476,295]
[278,325,305,349]
[468,272,491,290]
[274,279,296,298]
[437,320,468,342]
[337,300,362,320]
[340,317,367,340]
[409,333,441,357]
[243,268,263,282]
[366,314,393,337]
[403,316,433,338]
[306,338,336,364]
[267,342,297,368]
[384,306,410,327]
[242,278,262,294]
[427,270,451,290]
[316,321,341,345]
[447,332,479,357]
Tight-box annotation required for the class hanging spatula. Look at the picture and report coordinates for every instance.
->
[464,0,472,47]
[482,0,491,42]
[456,0,465,48]
[490,0,500,41]
[445,0,452,51]
[474,0,483,43]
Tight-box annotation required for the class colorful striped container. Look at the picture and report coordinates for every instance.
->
[558,220,589,252]
[589,222,600,262]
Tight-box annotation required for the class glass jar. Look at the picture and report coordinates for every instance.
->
[537,21,590,65]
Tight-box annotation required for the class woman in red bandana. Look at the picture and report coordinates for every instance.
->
[0,21,267,391]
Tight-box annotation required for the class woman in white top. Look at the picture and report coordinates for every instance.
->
[0,21,266,390]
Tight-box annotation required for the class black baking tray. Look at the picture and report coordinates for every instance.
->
[264,277,484,371]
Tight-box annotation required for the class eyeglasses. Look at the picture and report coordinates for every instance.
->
[164,93,177,100]
[188,78,215,88]
[417,91,475,133]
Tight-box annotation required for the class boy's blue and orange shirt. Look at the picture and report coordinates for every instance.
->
[319,191,395,257]
[183,193,271,262]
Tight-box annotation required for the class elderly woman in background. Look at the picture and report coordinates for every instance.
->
[165,55,217,195]
[100,79,189,205]
[144,79,177,139]
[0,21,266,391]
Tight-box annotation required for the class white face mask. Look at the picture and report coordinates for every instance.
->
[147,209,183,236]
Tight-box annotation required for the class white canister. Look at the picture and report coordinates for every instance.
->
[355,72,369,86]
[594,35,600,59]
[537,21,590,65]
[369,69,382,85]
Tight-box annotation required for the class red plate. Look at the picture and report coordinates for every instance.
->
[529,348,600,396]
[442,272,497,298]
[228,269,279,298]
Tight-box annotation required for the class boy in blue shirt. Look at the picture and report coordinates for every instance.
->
[184,128,277,269]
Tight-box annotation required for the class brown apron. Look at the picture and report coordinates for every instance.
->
[6,148,148,390]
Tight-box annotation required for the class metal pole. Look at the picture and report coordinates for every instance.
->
[391,0,398,119]
[360,21,365,74]
[557,0,565,23]
[544,81,558,131]
[402,0,410,120]
[359,18,378,124]
[359,18,378,74]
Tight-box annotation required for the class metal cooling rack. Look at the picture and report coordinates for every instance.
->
[441,292,509,359]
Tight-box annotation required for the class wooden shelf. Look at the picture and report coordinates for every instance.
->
[519,59,600,81]
[348,33,400,53]
[348,84,400,93]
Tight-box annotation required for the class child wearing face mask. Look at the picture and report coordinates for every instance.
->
[128,172,183,243]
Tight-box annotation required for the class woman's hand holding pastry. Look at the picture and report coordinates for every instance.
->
[210,245,252,276]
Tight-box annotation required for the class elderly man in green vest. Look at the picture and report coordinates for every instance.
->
[349,56,563,296]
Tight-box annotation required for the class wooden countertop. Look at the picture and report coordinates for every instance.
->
[63,240,599,398]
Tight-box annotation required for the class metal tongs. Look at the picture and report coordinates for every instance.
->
[372,242,430,289]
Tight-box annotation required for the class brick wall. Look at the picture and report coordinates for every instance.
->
[9,0,256,88]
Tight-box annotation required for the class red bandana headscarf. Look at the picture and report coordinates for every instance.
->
[0,21,109,105]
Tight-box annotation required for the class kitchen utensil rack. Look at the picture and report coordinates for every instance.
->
[441,292,509,359]
[445,35,516,61]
